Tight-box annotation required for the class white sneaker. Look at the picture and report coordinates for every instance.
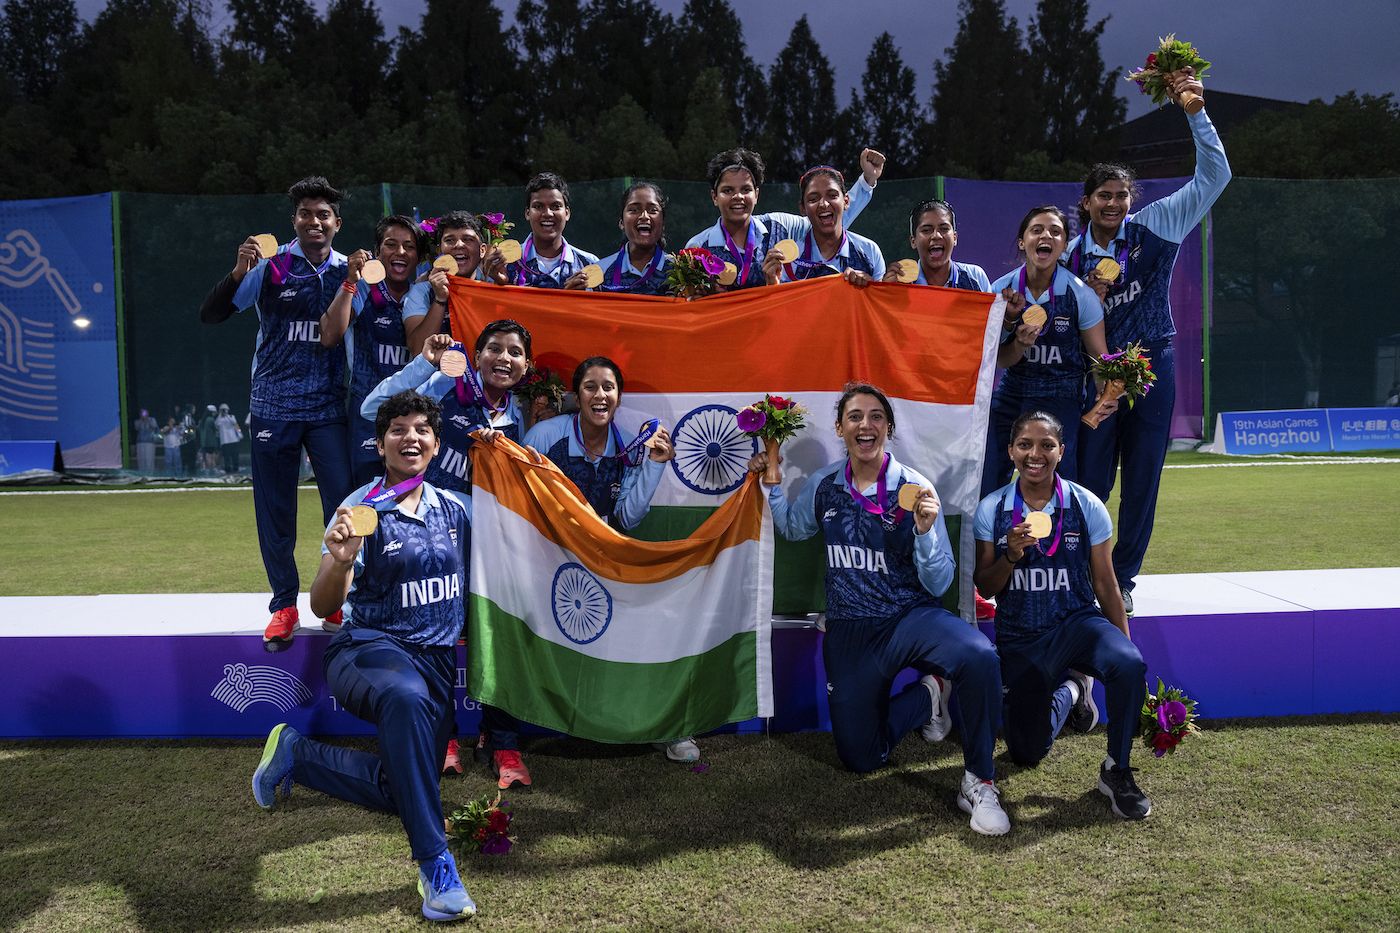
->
[654,737,700,762]
[919,674,953,742]
[958,771,1011,836]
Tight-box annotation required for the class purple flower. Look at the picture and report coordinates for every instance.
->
[1100,350,1126,362]
[736,407,767,433]
[484,212,505,226]
[481,834,512,855]
[1156,700,1188,731]
[419,217,438,234]
[699,252,725,276]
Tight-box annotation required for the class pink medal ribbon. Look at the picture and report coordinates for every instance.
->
[721,221,757,286]
[1012,476,1065,556]
[605,241,664,291]
[361,473,426,510]
[1017,262,1059,312]
[844,453,906,525]
[448,343,489,407]
[786,229,847,280]
[1071,235,1129,284]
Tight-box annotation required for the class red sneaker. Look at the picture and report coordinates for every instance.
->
[322,609,344,633]
[492,749,532,789]
[442,738,464,775]
[974,593,997,621]
[263,606,299,644]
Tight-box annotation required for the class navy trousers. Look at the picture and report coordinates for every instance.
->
[981,383,1089,498]
[823,605,1001,780]
[998,613,1146,769]
[249,415,352,612]
[1077,341,1176,592]
[290,629,456,862]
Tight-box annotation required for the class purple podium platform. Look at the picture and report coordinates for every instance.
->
[2,569,1396,739]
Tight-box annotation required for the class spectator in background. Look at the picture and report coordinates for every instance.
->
[217,403,244,473]
[162,417,184,477]
[133,408,159,473]
[199,404,220,474]
[180,404,198,477]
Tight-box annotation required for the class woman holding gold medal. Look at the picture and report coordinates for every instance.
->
[882,199,992,291]
[1069,67,1230,616]
[981,206,1107,497]
[973,410,1149,821]
[480,172,601,290]
[253,390,479,922]
[750,383,1009,836]
[770,165,885,286]
[592,181,675,296]
[404,211,490,352]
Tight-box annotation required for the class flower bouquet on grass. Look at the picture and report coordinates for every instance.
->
[515,365,567,429]
[665,246,724,299]
[1083,341,1157,428]
[1126,35,1211,114]
[446,791,514,856]
[476,211,514,246]
[737,394,806,483]
[1140,678,1201,758]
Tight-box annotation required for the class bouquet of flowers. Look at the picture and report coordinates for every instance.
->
[664,246,724,299]
[1125,35,1210,113]
[514,365,566,429]
[446,791,515,856]
[476,211,514,246]
[736,394,806,483]
[1140,678,1202,758]
[1082,341,1157,428]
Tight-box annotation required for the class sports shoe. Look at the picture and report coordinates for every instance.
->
[492,749,532,789]
[442,738,463,775]
[974,592,997,621]
[654,737,700,762]
[1066,670,1099,733]
[416,851,476,921]
[1098,762,1151,820]
[263,606,299,645]
[957,771,1011,836]
[1121,589,1135,618]
[252,722,297,809]
[321,609,343,633]
[918,674,953,742]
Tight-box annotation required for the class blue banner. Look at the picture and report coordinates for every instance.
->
[0,195,119,467]
[1209,409,1331,454]
[1327,408,1400,452]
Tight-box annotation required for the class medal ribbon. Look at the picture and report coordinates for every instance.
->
[270,248,335,283]
[605,240,664,290]
[448,343,489,407]
[1016,262,1059,312]
[787,229,848,280]
[1012,475,1065,557]
[1070,235,1129,284]
[513,236,571,286]
[844,454,906,524]
[572,414,642,465]
[361,473,426,510]
[721,220,757,287]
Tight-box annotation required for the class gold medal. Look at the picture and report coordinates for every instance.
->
[497,239,523,263]
[1095,257,1122,281]
[897,483,922,511]
[439,349,468,378]
[1022,304,1047,329]
[891,259,919,283]
[581,264,604,288]
[252,234,279,259]
[433,254,458,272]
[718,262,738,285]
[360,259,386,285]
[774,239,799,263]
[347,505,379,537]
[1026,511,1052,539]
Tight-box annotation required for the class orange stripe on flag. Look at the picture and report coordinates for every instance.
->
[471,434,763,584]
[448,276,992,404]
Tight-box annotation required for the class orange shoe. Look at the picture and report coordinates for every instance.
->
[263,606,299,644]
[322,609,344,633]
[442,738,464,775]
[974,593,997,621]
[492,749,532,789]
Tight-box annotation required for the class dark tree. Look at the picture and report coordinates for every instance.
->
[675,0,769,146]
[847,32,924,177]
[0,0,79,100]
[319,0,391,116]
[1025,0,1124,164]
[767,15,837,180]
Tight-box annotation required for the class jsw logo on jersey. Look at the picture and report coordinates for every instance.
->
[1023,344,1063,365]
[1011,566,1070,591]
[822,508,838,522]
[1105,279,1143,312]
[278,288,300,300]
[437,446,470,479]
[377,345,408,367]
[360,437,376,450]
[287,320,321,342]
[256,430,273,441]
[826,544,889,574]
[448,414,474,431]
[374,316,393,326]
[382,539,403,556]
[401,573,461,608]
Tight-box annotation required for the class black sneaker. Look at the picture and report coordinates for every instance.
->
[1121,589,1135,617]
[1098,763,1151,820]
[1066,671,1098,733]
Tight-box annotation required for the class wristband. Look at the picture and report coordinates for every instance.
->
[1004,551,1020,566]
[431,295,447,306]
[341,279,358,295]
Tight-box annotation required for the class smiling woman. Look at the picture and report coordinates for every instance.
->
[593,181,675,295]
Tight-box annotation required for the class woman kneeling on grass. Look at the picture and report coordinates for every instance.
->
[751,382,1009,836]
[252,390,477,922]
[973,410,1150,821]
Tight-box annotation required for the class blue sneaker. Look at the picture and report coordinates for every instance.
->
[252,722,297,809]
[417,851,476,921]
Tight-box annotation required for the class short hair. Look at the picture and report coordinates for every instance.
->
[572,356,623,395]
[706,148,765,191]
[375,390,442,443]
[525,172,572,210]
[432,210,484,248]
[835,381,896,439]
[1078,163,1141,228]
[1010,409,1064,445]
[374,214,427,255]
[474,319,532,359]
[909,198,957,236]
[287,176,344,217]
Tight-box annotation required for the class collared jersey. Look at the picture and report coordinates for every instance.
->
[990,265,1104,397]
[768,455,955,622]
[347,279,424,411]
[324,479,472,648]
[778,228,886,282]
[594,243,674,295]
[232,241,349,421]
[914,260,992,292]
[505,236,601,289]
[1064,110,1230,347]
[974,478,1112,640]
[523,414,666,529]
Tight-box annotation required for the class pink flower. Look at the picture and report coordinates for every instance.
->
[419,217,438,234]
[483,212,505,226]
[1146,52,1158,69]
[736,407,767,433]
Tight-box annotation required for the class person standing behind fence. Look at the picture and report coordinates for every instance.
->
[198,176,355,647]
[199,405,220,474]
[133,408,158,473]
[884,199,991,291]
[480,173,599,289]
[1068,68,1230,616]
[216,404,243,474]
[161,417,183,478]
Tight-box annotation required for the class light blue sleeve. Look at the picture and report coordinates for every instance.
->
[684,229,707,248]
[402,281,433,321]
[439,488,474,525]
[232,259,269,311]
[913,507,955,598]
[1070,274,1104,330]
[1128,110,1232,244]
[614,458,666,530]
[1071,483,1114,545]
[973,492,1001,542]
[349,283,368,318]
[360,355,442,420]
[844,175,874,227]
[968,264,992,292]
[865,239,886,280]
[766,467,829,542]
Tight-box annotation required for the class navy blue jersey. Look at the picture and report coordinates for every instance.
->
[769,456,955,623]
[346,280,421,411]
[233,242,349,421]
[325,481,472,648]
[1065,110,1230,347]
[974,479,1113,640]
[595,243,674,295]
[990,265,1104,397]
[523,414,666,530]
[780,228,885,282]
[505,237,601,289]
[914,260,992,291]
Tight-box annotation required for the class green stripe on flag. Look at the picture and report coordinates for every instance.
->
[467,594,760,744]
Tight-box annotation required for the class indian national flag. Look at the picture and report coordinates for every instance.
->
[467,437,773,743]
[450,275,1001,616]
